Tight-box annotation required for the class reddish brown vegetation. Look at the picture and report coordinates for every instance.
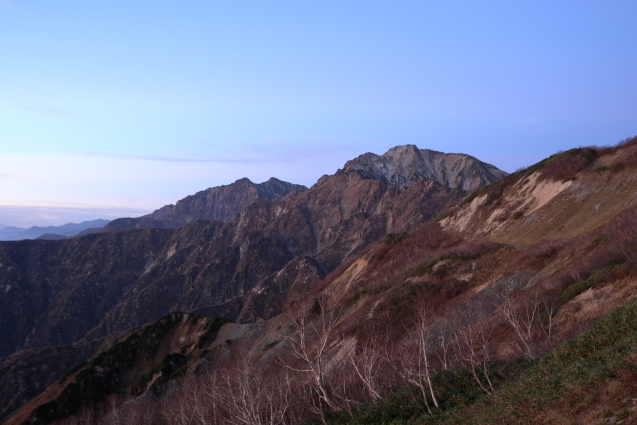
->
[607,135,637,171]
[537,147,599,181]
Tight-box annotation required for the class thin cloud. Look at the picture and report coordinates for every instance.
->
[0,203,148,214]
[0,204,149,227]
[193,139,361,164]
[79,144,350,165]
[79,151,270,164]
[0,173,17,181]
[18,104,72,117]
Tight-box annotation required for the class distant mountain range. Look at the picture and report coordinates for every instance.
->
[0,219,110,241]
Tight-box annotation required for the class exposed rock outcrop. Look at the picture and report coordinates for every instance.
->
[104,177,307,231]
[343,144,507,191]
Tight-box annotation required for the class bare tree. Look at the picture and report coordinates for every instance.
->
[435,315,454,371]
[329,361,361,417]
[500,292,559,358]
[615,210,637,265]
[395,303,440,413]
[349,330,390,402]
[168,376,216,425]
[501,294,537,358]
[200,355,292,425]
[539,296,559,349]
[451,310,494,395]
[280,298,343,415]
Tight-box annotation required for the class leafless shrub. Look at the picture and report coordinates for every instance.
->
[499,292,559,358]
[217,356,292,425]
[449,310,495,395]
[348,329,391,402]
[538,147,599,181]
[393,303,440,413]
[609,135,637,171]
[611,208,637,265]
[524,239,566,267]
[279,297,344,414]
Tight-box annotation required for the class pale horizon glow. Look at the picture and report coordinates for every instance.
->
[1,1,636,227]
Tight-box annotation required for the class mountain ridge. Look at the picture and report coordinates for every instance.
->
[0,219,110,241]
[103,177,307,231]
[0,144,516,423]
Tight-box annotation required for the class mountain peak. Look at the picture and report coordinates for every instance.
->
[343,144,507,191]
[384,144,422,155]
[104,178,307,231]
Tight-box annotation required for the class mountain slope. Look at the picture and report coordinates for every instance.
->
[32,137,635,425]
[0,228,177,358]
[86,144,506,336]
[0,144,508,423]
[89,175,465,339]
[56,138,637,425]
[103,177,307,231]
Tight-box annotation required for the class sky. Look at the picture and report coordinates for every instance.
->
[1,1,636,227]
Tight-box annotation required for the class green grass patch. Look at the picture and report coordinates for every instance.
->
[561,264,618,300]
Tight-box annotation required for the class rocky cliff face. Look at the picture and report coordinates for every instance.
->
[104,177,307,231]
[342,144,507,191]
[88,174,465,339]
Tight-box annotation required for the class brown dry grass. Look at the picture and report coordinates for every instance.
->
[533,367,637,425]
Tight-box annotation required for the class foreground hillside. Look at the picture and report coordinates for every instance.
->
[3,138,637,424]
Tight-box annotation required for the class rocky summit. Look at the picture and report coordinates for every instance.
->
[104,177,307,231]
[342,144,507,190]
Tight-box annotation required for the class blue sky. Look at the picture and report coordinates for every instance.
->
[1,1,636,227]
